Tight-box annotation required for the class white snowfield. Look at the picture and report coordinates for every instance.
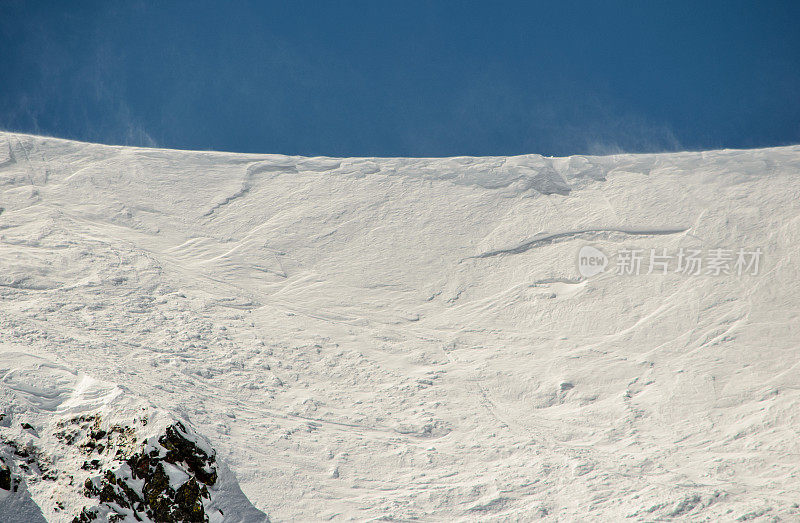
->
[0,132,798,521]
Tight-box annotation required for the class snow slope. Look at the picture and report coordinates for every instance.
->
[1,131,799,521]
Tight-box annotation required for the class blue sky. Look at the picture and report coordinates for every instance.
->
[1,1,798,157]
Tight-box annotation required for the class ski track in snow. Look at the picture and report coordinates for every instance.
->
[1,132,800,521]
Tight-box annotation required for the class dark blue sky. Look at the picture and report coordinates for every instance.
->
[1,1,798,157]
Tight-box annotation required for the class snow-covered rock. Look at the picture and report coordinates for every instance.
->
[0,351,267,522]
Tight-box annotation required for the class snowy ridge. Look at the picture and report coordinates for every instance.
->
[1,132,800,520]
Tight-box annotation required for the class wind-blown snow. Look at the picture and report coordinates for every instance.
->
[1,132,799,520]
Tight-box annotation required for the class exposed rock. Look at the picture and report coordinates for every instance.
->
[0,460,11,491]
[78,422,220,522]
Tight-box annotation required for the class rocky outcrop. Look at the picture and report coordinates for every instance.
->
[78,421,221,522]
[0,462,10,491]
[75,420,225,522]
[0,353,267,522]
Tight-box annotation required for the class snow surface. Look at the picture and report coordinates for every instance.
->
[0,131,799,520]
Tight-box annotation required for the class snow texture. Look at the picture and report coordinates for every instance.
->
[1,131,799,520]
